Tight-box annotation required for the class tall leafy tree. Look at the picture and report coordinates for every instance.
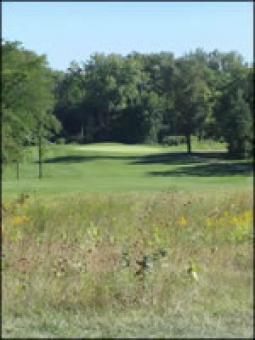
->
[53,62,85,141]
[82,53,124,141]
[2,40,61,176]
[214,73,252,158]
[173,56,211,153]
[50,47,252,158]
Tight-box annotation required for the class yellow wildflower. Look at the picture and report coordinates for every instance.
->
[206,218,213,227]
[228,211,252,229]
[179,216,188,226]
[239,211,252,229]
[231,216,240,227]
[12,215,30,226]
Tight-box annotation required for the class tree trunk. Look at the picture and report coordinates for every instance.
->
[16,161,19,180]
[186,134,191,154]
[81,123,84,139]
[38,135,42,179]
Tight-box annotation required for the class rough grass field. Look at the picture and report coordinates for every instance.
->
[2,142,253,338]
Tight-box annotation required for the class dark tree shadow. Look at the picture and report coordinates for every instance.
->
[130,152,229,166]
[40,152,253,179]
[42,151,230,165]
[149,161,253,177]
[41,155,137,164]
[42,156,96,163]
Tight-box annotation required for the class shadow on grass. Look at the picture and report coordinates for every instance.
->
[43,155,95,163]
[130,152,228,166]
[42,155,137,163]
[42,152,252,178]
[149,161,253,177]
[44,151,230,165]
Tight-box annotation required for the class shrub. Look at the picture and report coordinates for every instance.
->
[162,135,186,146]
[56,137,66,145]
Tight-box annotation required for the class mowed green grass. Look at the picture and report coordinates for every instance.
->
[2,141,253,198]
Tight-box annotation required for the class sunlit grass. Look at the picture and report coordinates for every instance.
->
[2,142,252,198]
[2,189,253,338]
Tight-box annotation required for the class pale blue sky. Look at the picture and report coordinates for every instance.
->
[2,1,253,71]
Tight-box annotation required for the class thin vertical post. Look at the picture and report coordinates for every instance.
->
[16,160,19,180]
[38,135,42,179]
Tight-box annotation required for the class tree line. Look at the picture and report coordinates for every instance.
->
[2,39,254,167]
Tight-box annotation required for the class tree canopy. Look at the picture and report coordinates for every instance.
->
[2,40,253,161]
[2,40,61,163]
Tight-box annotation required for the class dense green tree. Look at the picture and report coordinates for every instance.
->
[172,56,211,153]
[4,39,252,160]
[53,62,85,140]
[2,40,61,175]
[52,49,252,156]
[119,52,172,143]
[214,81,252,158]
[81,53,126,141]
[210,51,253,157]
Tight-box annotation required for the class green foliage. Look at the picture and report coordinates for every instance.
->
[214,68,253,158]
[56,138,66,145]
[3,39,252,159]
[162,135,187,146]
[2,40,61,164]
[51,48,252,157]
[171,56,212,152]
